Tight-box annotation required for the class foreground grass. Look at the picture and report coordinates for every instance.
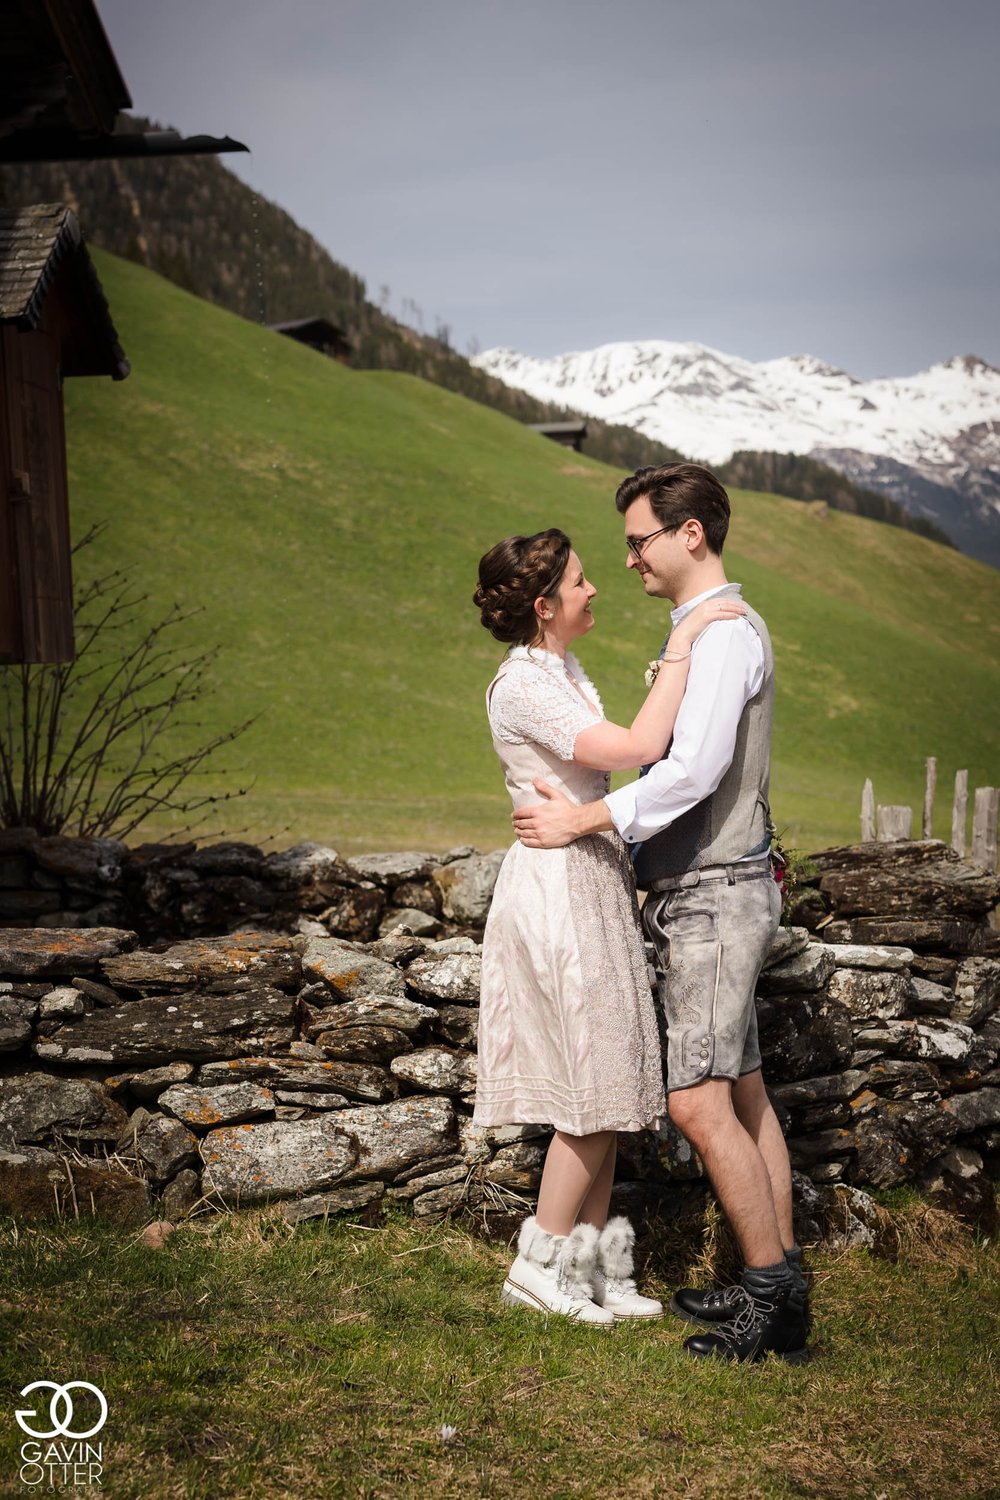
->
[1,1204,998,1498]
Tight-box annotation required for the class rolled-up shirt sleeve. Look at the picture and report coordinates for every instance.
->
[604,619,764,844]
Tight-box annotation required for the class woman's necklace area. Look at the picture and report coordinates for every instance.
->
[510,643,573,682]
[509,644,602,717]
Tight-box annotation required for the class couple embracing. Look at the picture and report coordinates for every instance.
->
[471,462,809,1364]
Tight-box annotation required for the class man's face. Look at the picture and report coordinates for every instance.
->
[623,495,686,600]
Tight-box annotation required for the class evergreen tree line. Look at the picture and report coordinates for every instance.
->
[716,452,953,547]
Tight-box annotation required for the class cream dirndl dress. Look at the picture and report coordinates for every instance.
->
[473,645,666,1136]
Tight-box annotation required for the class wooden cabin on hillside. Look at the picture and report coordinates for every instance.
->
[0,202,128,663]
[270,317,353,365]
[528,420,588,453]
[0,0,248,664]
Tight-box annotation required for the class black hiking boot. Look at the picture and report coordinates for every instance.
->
[670,1283,746,1327]
[673,1261,812,1332]
[682,1279,809,1364]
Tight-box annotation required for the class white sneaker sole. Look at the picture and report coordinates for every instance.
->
[607,1307,664,1321]
[501,1277,615,1327]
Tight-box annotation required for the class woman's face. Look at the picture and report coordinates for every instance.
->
[543,550,597,644]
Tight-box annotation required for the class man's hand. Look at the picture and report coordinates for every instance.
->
[512,780,613,848]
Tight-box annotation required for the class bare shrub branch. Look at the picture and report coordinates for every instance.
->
[0,530,256,839]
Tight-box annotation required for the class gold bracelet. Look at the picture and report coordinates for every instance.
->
[645,648,692,686]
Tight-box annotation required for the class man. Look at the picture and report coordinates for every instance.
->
[512,462,809,1364]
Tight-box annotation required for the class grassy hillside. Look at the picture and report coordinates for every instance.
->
[0,140,685,478]
[57,251,1000,854]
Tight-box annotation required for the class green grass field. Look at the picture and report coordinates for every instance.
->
[2,1205,998,1498]
[58,251,1000,854]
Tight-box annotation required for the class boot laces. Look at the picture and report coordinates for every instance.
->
[556,1265,593,1303]
[716,1287,777,1349]
[601,1272,638,1297]
[705,1283,744,1315]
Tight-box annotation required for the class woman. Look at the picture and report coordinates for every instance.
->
[473,528,745,1327]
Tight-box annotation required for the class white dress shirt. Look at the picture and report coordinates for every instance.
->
[604,583,766,848]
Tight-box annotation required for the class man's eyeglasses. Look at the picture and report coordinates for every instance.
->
[626,525,674,562]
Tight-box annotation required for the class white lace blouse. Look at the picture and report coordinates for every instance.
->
[487,646,605,762]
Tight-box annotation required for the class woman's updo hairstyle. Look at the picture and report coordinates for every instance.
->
[473,528,572,645]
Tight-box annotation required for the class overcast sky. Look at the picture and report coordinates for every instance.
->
[96,0,999,378]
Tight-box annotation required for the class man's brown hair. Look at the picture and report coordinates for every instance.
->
[615,462,731,555]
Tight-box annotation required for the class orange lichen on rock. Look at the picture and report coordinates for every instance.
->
[324,968,361,991]
[190,1104,222,1124]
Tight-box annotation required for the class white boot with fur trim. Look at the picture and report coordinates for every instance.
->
[501,1217,616,1326]
[590,1216,664,1320]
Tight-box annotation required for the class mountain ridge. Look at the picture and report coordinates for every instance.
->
[473,339,1000,565]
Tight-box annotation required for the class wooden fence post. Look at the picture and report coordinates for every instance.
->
[861,779,875,842]
[971,787,999,871]
[923,757,936,838]
[877,805,913,841]
[951,770,968,858]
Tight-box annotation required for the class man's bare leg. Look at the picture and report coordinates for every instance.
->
[669,1072,809,1355]
[668,1078,785,1267]
[732,1068,795,1250]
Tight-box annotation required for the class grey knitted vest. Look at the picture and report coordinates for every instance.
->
[632,584,775,889]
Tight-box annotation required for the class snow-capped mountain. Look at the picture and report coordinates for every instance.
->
[472,341,1000,565]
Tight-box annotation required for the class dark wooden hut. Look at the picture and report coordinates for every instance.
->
[270,317,353,365]
[0,0,248,664]
[0,202,128,663]
[528,420,588,453]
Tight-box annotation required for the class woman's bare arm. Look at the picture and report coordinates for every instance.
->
[572,597,747,770]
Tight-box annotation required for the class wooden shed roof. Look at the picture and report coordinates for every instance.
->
[0,0,247,162]
[528,421,588,437]
[270,316,352,343]
[0,0,130,141]
[0,201,129,377]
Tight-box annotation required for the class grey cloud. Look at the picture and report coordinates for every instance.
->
[94,0,1000,375]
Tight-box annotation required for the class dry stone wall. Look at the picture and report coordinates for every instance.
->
[0,829,506,944]
[1,833,998,1243]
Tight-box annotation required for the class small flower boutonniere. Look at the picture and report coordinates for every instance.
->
[644,643,692,688]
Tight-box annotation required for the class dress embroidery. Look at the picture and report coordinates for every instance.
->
[488,647,604,761]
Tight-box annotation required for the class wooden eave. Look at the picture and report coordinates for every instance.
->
[0,201,129,378]
[0,0,131,140]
